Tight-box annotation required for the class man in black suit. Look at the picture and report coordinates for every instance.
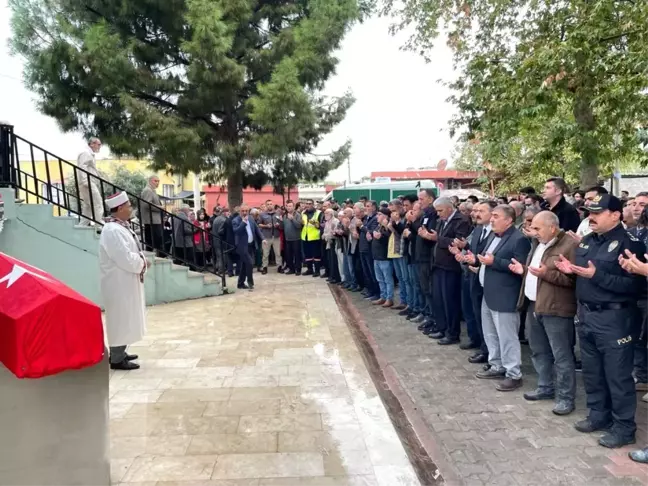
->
[429,197,472,345]
[455,201,497,364]
[543,177,580,232]
[465,204,531,391]
[232,205,266,290]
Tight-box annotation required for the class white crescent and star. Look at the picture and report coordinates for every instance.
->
[0,264,53,289]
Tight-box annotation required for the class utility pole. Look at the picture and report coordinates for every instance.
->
[347,155,351,184]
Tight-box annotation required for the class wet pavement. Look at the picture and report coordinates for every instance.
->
[109,272,421,486]
[336,287,648,486]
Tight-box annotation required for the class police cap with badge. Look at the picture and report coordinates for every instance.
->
[586,193,623,215]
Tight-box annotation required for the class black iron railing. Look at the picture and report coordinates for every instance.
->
[0,123,233,288]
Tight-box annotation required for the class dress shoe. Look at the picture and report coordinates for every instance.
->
[635,381,648,392]
[295,272,302,276]
[125,354,139,361]
[598,432,636,449]
[382,300,394,308]
[552,400,575,416]
[422,327,437,335]
[303,270,313,276]
[523,389,555,401]
[468,353,488,364]
[285,270,295,275]
[372,298,386,306]
[475,368,505,379]
[460,342,480,350]
[369,295,382,301]
[428,331,444,340]
[398,309,410,316]
[110,360,140,371]
[496,378,523,391]
[350,286,362,292]
[438,337,460,345]
[277,267,284,274]
[417,323,427,331]
[320,273,329,279]
[574,419,612,434]
[629,447,648,464]
[411,314,425,323]
[392,304,407,311]
[237,284,249,290]
[312,273,320,278]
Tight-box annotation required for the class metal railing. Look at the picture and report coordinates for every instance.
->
[0,124,233,288]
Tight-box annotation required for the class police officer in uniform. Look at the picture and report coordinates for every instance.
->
[555,194,646,448]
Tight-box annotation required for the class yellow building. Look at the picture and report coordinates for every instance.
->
[18,158,203,207]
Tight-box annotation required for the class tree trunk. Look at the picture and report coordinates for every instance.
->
[227,168,243,209]
[573,92,599,188]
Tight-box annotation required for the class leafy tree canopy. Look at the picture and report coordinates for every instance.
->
[10,0,365,207]
[384,0,648,188]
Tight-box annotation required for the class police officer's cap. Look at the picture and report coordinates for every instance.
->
[587,194,623,214]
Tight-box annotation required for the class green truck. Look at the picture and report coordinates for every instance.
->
[326,179,438,203]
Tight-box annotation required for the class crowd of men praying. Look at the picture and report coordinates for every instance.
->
[75,138,648,462]
[147,176,648,462]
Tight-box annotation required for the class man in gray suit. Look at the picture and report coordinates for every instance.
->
[140,175,164,257]
[470,204,531,391]
[173,205,196,267]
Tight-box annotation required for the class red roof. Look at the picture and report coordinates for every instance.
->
[371,170,478,180]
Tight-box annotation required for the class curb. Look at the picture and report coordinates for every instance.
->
[331,285,464,486]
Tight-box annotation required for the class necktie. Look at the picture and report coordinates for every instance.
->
[481,228,487,243]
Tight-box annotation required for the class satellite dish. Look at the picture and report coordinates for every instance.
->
[437,159,448,171]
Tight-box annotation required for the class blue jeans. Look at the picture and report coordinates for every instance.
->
[360,252,379,297]
[408,263,423,313]
[342,253,356,287]
[391,257,410,306]
[462,272,479,345]
[374,260,394,300]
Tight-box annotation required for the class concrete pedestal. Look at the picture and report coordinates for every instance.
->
[0,352,110,486]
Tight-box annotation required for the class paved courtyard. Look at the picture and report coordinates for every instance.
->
[335,287,648,486]
[109,273,420,486]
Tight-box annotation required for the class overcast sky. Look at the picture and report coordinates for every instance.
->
[0,1,457,182]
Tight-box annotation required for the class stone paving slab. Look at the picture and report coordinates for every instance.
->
[108,273,421,486]
[335,287,648,486]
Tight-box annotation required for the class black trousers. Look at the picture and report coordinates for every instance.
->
[285,240,302,273]
[432,268,462,340]
[579,304,636,438]
[417,262,434,319]
[174,246,195,267]
[471,282,489,356]
[237,244,255,287]
[144,224,165,257]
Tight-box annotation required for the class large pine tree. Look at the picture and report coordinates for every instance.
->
[10,0,364,206]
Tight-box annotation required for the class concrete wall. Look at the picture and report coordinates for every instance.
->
[0,189,222,307]
[0,354,110,486]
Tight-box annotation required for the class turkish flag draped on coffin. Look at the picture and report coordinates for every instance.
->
[0,252,104,378]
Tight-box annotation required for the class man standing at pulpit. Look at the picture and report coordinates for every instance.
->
[99,192,148,370]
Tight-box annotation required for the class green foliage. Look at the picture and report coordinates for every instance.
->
[385,0,648,189]
[10,0,364,207]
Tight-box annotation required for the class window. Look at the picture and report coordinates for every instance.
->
[163,184,174,198]
[41,182,63,205]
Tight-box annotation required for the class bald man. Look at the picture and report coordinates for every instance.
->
[509,211,578,415]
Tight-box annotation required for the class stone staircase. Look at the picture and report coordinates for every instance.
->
[0,191,225,308]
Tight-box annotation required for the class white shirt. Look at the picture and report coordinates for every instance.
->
[524,237,556,301]
[577,217,592,237]
[246,220,253,243]
[479,234,500,287]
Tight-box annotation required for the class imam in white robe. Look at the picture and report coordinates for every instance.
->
[99,222,147,346]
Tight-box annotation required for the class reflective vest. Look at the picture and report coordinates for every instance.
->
[301,210,321,241]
